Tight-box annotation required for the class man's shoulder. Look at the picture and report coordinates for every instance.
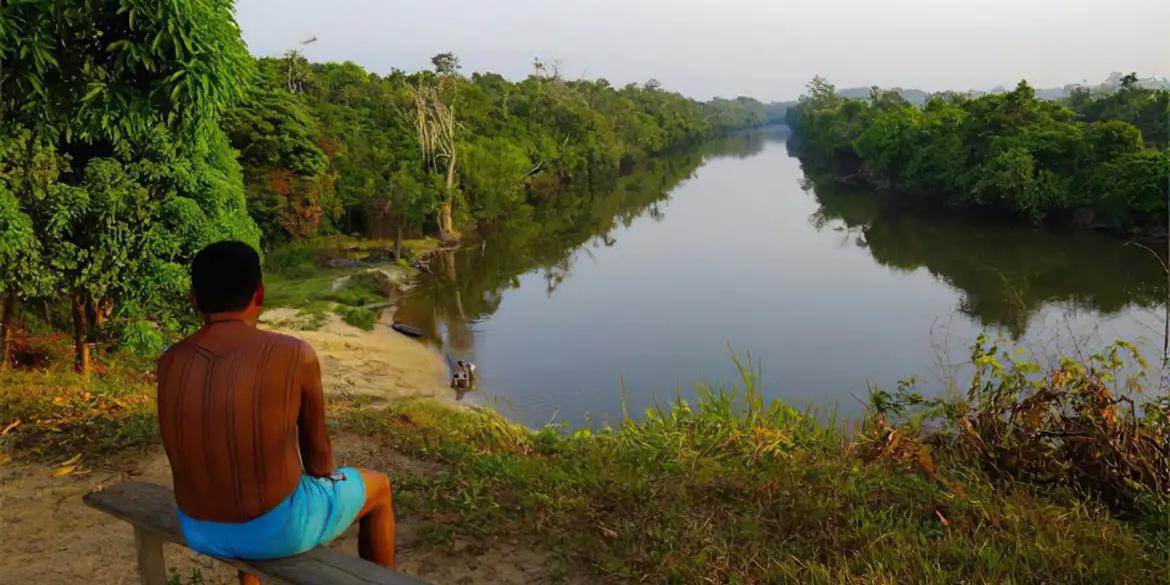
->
[158,336,196,368]
[256,328,312,349]
[159,328,314,365]
[256,329,318,363]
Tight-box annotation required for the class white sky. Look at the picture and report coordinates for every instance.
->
[236,0,1170,102]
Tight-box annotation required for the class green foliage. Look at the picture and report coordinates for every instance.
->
[789,78,1170,230]
[1071,80,1170,147]
[265,242,316,278]
[223,59,334,241]
[459,136,530,222]
[336,305,377,331]
[116,318,169,357]
[0,173,43,299]
[225,56,774,245]
[0,1,260,367]
[1,0,251,149]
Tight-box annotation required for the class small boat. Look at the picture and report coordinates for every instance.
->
[390,323,424,338]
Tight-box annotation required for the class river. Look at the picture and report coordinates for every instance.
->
[396,128,1167,427]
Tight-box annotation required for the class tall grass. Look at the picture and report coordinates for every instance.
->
[340,354,1167,584]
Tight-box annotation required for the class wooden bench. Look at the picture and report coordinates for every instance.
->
[84,481,430,585]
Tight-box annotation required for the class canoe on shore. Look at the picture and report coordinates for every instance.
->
[390,323,425,338]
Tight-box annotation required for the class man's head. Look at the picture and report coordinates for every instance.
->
[190,241,264,319]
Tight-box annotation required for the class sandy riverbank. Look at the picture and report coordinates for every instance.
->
[260,307,451,404]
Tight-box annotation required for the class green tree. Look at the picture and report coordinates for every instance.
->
[0,0,256,373]
[431,52,461,76]
[0,130,52,365]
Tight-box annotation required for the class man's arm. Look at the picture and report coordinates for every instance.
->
[297,343,335,477]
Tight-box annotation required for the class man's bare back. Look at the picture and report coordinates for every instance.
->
[158,320,332,522]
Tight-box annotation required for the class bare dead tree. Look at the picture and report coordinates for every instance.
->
[409,83,460,242]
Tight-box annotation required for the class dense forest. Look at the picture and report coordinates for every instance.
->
[226,52,784,247]
[787,76,1169,230]
[0,1,776,373]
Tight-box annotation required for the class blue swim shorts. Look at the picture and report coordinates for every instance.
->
[177,467,366,560]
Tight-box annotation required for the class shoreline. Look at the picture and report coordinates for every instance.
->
[260,306,452,406]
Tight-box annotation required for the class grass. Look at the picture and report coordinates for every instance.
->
[333,363,1169,584]
[0,338,157,460]
[2,333,1166,583]
[262,238,429,331]
[309,234,440,257]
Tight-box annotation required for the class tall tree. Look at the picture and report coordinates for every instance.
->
[431,52,461,76]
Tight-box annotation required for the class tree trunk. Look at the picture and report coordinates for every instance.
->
[71,291,90,377]
[442,151,458,241]
[435,211,447,242]
[90,296,113,331]
[0,291,16,369]
[395,221,404,261]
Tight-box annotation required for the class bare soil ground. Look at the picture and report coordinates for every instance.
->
[0,435,560,585]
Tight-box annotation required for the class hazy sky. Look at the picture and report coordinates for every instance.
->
[237,0,1168,101]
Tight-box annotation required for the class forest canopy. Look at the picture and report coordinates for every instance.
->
[222,53,783,245]
[786,75,1170,231]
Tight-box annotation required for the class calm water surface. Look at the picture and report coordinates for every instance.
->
[398,129,1167,427]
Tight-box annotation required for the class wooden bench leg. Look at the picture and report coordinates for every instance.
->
[133,525,167,585]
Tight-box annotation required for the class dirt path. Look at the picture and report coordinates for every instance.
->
[0,435,561,585]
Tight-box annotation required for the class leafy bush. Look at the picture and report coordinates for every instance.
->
[336,306,377,331]
[265,243,315,278]
[117,319,169,357]
[867,334,1169,519]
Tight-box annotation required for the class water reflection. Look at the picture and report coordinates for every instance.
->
[395,128,782,357]
[397,129,1165,424]
[804,176,1166,337]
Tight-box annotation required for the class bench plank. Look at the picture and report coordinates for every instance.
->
[84,481,431,585]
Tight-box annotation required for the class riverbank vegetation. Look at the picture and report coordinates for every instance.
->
[0,1,776,374]
[787,76,1169,232]
[3,339,1167,582]
[230,52,784,247]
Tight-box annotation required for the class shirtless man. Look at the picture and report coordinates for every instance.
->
[157,241,394,583]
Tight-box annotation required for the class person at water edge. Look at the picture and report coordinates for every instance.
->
[156,241,395,584]
[454,360,476,386]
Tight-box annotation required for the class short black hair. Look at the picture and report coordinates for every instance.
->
[191,241,262,313]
